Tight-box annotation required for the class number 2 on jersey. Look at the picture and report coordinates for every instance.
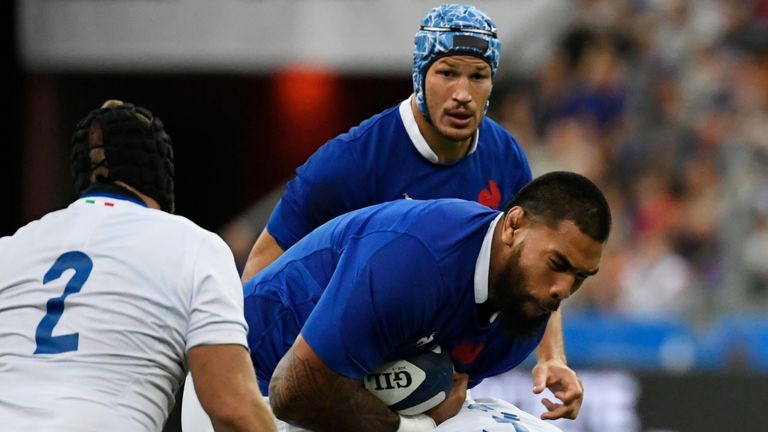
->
[34,251,93,354]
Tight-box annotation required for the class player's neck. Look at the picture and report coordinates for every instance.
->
[114,180,161,210]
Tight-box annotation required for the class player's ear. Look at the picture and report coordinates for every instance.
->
[501,206,524,245]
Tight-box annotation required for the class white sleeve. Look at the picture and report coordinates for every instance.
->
[186,232,248,350]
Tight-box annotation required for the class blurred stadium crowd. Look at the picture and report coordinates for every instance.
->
[477,0,768,373]
[489,0,767,317]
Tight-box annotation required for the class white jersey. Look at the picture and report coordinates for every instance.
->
[0,194,248,432]
[436,397,563,432]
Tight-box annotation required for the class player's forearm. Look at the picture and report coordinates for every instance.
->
[190,344,278,432]
[241,228,284,282]
[534,309,567,363]
[210,404,277,432]
[269,346,400,432]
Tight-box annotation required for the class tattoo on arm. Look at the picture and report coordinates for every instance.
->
[270,345,400,432]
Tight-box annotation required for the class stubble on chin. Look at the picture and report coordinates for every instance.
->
[493,248,550,340]
[435,118,476,143]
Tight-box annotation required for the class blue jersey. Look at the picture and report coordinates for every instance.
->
[267,98,532,250]
[245,199,546,394]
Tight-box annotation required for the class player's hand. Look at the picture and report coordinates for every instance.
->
[425,372,468,425]
[531,359,583,420]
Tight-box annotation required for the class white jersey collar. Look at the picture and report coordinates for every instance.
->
[474,213,502,305]
[77,193,148,208]
[399,95,479,164]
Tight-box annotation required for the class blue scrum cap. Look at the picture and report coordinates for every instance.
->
[412,4,501,118]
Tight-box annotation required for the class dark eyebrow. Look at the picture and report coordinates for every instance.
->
[553,252,599,278]
[437,58,490,71]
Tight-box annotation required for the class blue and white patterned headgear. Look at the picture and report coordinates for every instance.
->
[412,4,501,118]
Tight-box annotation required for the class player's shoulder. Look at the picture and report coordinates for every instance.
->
[425,198,496,218]
[1,206,69,245]
[300,104,401,173]
[139,211,236,268]
[143,210,224,246]
[375,199,496,240]
[374,197,490,218]
[334,199,491,239]
[335,104,401,144]
[320,104,402,159]
[408,199,497,246]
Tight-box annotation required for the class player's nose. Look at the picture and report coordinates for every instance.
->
[451,78,472,103]
[550,273,574,301]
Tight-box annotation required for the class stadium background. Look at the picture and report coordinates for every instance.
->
[5,1,768,431]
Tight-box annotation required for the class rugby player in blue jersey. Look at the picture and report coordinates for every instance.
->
[247,171,611,431]
[242,3,528,279]
[236,5,587,427]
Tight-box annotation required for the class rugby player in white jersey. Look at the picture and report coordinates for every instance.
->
[0,100,276,432]
[435,397,564,432]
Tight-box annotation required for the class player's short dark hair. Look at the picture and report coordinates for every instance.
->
[504,171,612,242]
[70,100,175,213]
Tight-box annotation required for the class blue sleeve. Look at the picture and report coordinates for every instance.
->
[266,140,369,250]
[301,234,444,379]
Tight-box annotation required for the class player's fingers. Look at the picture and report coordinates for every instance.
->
[541,398,557,410]
[540,398,575,420]
[554,373,583,398]
[540,398,562,419]
[541,406,575,421]
[531,366,547,394]
[553,385,583,404]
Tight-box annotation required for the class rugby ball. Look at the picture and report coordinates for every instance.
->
[364,346,453,415]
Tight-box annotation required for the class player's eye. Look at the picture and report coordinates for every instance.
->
[550,259,568,272]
